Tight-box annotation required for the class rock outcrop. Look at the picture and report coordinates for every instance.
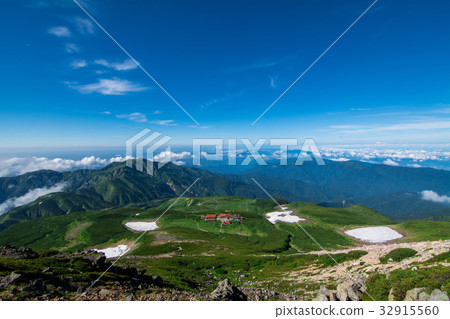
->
[210,279,247,301]
[314,280,365,301]
[404,288,449,301]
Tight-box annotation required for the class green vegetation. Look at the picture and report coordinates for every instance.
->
[0,208,140,251]
[288,202,394,226]
[424,251,450,264]
[117,252,367,293]
[394,221,450,242]
[0,160,273,231]
[1,196,448,258]
[366,266,450,301]
[379,248,418,263]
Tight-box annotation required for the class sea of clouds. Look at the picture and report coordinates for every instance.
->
[0,182,68,215]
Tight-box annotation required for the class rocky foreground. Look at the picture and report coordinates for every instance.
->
[0,245,448,301]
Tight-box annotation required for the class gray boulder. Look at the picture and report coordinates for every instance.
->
[23,278,46,294]
[210,279,247,301]
[313,285,339,301]
[418,291,430,301]
[0,272,26,288]
[429,289,449,301]
[404,288,426,301]
[336,281,363,301]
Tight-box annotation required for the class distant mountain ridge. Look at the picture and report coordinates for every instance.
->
[0,160,275,231]
[0,158,449,231]
[226,160,450,220]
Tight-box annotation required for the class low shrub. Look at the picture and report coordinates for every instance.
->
[379,248,417,263]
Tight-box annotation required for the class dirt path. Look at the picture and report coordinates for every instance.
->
[288,240,450,283]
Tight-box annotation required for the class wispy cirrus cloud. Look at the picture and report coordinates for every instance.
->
[151,119,177,126]
[48,26,71,37]
[74,17,94,35]
[331,120,450,134]
[70,59,87,69]
[65,43,80,53]
[200,90,244,109]
[224,60,280,73]
[269,76,278,88]
[116,112,147,123]
[67,78,148,95]
[94,59,138,71]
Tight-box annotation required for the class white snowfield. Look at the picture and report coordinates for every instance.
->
[93,244,129,258]
[266,206,305,224]
[345,226,403,243]
[125,221,159,232]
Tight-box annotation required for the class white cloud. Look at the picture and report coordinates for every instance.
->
[65,43,80,53]
[320,147,450,163]
[75,17,94,34]
[421,190,450,204]
[116,112,147,123]
[382,159,399,166]
[94,59,138,71]
[329,158,351,162]
[0,156,133,178]
[70,59,87,69]
[48,26,71,37]
[153,151,191,163]
[269,76,277,88]
[330,125,364,129]
[68,78,148,95]
[151,120,177,126]
[153,110,162,115]
[336,121,450,134]
[0,182,68,216]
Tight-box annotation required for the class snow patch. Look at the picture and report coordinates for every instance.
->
[266,206,305,224]
[345,226,403,243]
[125,221,158,232]
[93,244,129,258]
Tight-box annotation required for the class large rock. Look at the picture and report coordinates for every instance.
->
[429,289,449,301]
[336,281,363,301]
[404,288,449,301]
[418,291,430,301]
[22,278,46,295]
[313,285,339,301]
[210,279,247,301]
[0,272,27,288]
[404,288,426,301]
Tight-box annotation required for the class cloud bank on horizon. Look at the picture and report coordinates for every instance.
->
[0,145,449,178]
[0,156,132,177]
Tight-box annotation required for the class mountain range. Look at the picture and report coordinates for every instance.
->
[0,159,449,232]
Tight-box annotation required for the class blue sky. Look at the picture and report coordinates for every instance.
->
[0,0,449,148]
